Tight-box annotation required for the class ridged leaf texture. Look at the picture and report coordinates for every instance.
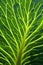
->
[0,0,43,65]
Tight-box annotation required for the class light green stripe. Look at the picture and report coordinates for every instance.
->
[9,0,22,39]
[0,0,19,56]
[28,3,42,28]
[23,36,43,51]
[23,61,30,65]
[0,57,11,65]
[0,53,11,65]
[19,0,26,27]
[22,52,43,64]
[0,47,16,65]
[0,63,3,65]
[22,43,43,57]
[0,30,17,61]
[26,20,43,42]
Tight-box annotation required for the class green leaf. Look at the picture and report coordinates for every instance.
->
[0,0,43,65]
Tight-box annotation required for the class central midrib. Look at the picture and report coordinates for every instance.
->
[16,36,25,65]
[16,7,29,64]
[16,25,28,65]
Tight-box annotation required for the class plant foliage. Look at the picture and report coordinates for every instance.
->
[0,0,43,65]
